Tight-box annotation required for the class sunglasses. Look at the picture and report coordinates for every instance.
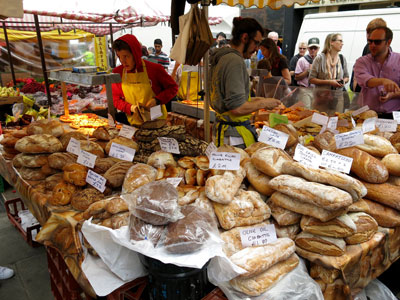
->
[367,39,386,45]
[299,47,307,50]
[309,46,318,50]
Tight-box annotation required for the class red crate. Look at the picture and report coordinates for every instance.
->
[5,198,41,247]
[202,288,228,300]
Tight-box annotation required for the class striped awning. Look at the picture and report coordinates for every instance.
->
[215,0,319,9]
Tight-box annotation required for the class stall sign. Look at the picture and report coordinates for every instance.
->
[352,105,369,116]
[362,117,377,133]
[320,150,353,174]
[240,224,277,247]
[150,105,163,120]
[311,113,329,125]
[109,143,135,161]
[66,137,81,155]
[335,130,364,149]
[294,144,321,169]
[158,137,180,154]
[327,117,338,131]
[119,124,137,139]
[86,170,106,192]
[269,113,288,128]
[209,152,240,170]
[77,150,97,168]
[376,119,397,132]
[258,126,288,149]
[94,36,108,71]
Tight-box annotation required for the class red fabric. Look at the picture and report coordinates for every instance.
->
[112,34,178,115]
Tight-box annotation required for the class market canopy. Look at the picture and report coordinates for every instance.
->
[215,0,319,9]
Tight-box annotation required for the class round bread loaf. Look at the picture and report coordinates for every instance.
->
[103,161,134,188]
[147,151,177,169]
[50,180,78,206]
[18,166,47,181]
[63,163,88,186]
[314,131,336,152]
[105,136,138,154]
[177,156,196,169]
[27,119,64,137]
[48,152,78,170]
[93,157,119,174]
[93,126,119,141]
[59,131,87,150]
[15,134,63,153]
[122,163,157,193]
[45,173,64,191]
[71,188,105,211]
[12,153,48,168]
[79,140,105,158]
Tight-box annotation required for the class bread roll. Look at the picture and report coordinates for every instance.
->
[122,163,157,193]
[213,189,271,230]
[230,254,299,296]
[59,131,87,150]
[194,155,209,170]
[336,147,388,183]
[105,136,138,154]
[314,131,336,152]
[184,168,197,185]
[243,159,274,196]
[272,220,300,240]
[83,199,109,219]
[281,161,367,202]
[267,198,301,226]
[48,152,78,170]
[274,124,298,148]
[50,181,77,206]
[205,168,245,204]
[12,153,48,168]
[71,188,105,211]
[269,175,352,211]
[15,134,63,153]
[295,231,346,256]
[147,151,177,169]
[177,156,196,169]
[355,134,397,157]
[251,147,292,177]
[196,169,208,186]
[381,154,400,176]
[27,119,63,137]
[163,166,185,178]
[177,186,200,206]
[105,196,129,214]
[270,192,348,222]
[230,238,295,278]
[244,142,270,157]
[300,214,356,238]
[103,161,134,188]
[63,163,88,186]
[45,173,64,191]
[344,212,378,244]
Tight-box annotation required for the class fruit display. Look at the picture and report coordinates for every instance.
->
[0,86,20,97]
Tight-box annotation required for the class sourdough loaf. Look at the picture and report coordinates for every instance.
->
[243,159,274,196]
[122,163,157,193]
[15,134,63,153]
[103,161,134,188]
[205,168,245,204]
[12,153,48,168]
[48,152,78,170]
[27,119,63,137]
[344,212,378,244]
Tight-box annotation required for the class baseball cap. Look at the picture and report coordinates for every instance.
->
[308,37,320,47]
[154,38,162,45]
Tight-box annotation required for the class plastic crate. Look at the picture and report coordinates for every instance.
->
[201,288,228,300]
[4,198,41,247]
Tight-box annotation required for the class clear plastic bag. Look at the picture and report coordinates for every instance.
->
[129,215,165,246]
[363,279,398,300]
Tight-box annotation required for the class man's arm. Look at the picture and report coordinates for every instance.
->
[366,78,400,93]
[230,98,281,115]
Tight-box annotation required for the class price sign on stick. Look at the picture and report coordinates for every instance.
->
[77,150,97,168]
[352,105,369,116]
[362,117,377,133]
[293,144,321,169]
[66,137,81,155]
[392,111,400,124]
[158,137,180,154]
[376,118,397,132]
[109,143,135,161]
[119,124,137,139]
[209,152,240,170]
[335,130,364,149]
[258,126,288,149]
[320,150,353,174]
[86,170,106,192]
[327,117,338,131]
[150,105,163,120]
[205,142,218,159]
[240,224,277,247]
[311,113,329,126]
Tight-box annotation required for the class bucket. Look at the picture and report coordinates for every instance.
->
[139,254,214,300]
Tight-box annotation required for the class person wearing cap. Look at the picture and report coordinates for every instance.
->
[112,34,178,126]
[148,38,170,70]
[354,26,400,116]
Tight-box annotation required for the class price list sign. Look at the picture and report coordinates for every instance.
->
[158,137,180,154]
[376,119,397,132]
[86,170,106,192]
[352,105,369,116]
[209,152,240,170]
[150,105,163,120]
[66,137,81,155]
[362,117,377,133]
[77,150,97,168]
[311,112,329,125]
[240,224,277,247]
[109,143,136,161]
[320,150,353,174]
[119,124,137,139]
[258,126,288,149]
[335,130,364,149]
[293,144,321,169]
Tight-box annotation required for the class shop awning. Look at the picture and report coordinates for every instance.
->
[215,0,319,9]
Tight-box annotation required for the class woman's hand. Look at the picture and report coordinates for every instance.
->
[330,80,343,88]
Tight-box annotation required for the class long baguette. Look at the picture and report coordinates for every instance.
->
[361,182,400,211]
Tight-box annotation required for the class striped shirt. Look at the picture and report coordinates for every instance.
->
[148,51,170,69]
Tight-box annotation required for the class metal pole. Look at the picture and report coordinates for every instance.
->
[203,6,211,143]
[2,22,17,86]
[109,23,115,68]
[33,14,52,108]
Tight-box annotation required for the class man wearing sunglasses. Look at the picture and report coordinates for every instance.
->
[354,26,400,116]
[289,41,308,85]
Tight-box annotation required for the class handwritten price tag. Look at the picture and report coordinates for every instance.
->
[108,113,115,128]
[258,126,288,149]
[311,113,329,126]
[205,142,218,159]
[66,137,81,155]
[150,105,163,120]
[158,137,180,154]
[293,144,321,169]
[393,111,400,124]
[362,117,376,133]
[86,170,106,192]
[109,143,136,161]
[352,105,369,116]
[165,177,183,187]
[376,118,397,132]
[77,150,97,168]
[320,150,353,174]
[335,130,364,149]
[240,224,277,247]
[327,117,338,130]
[118,124,137,139]
[209,152,240,170]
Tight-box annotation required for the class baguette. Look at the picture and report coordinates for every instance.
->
[362,181,400,211]
[336,147,388,183]
[355,134,397,157]
[295,231,346,256]
[268,175,352,211]
[300,214,356,238]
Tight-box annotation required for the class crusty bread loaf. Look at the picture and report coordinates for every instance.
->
[41,163,58,176]
[92,126,119,141]
[105,136,139,154]
[267,198,301,226]
[192,192,219,226]
[355,134,397,157]
[310,263,340,284]
[314,131,336,152]
[50,180,78,206]
[295,231,346,256]
[387,175,400,186]
[381,154,400,176]
[63,163,88,186]
[184,169,197,185]
[48,152,78,170]
[147,151,177,169]
[344,212,378,244]
[122,163,157,193]
[27,119,64,137]
[0,135,19,148]
[15,134,63,153]
[230,254,299,296]
[103,161,134,188]
[44,173,64,191]
[205,168,245,204]
[17,166,47,181]
[59,131,87,150]
[243,159,274,196]
[281,161,367,202]
[79,140,105,158]
[71,187,105,211]
[244,142,270,157]
[12,153,48,168]
[300,214,356,238]
[361,181,400,211]
[336,147,388,183]
[389,132,400,152]
[348,198,400,227]
[274,124,298,148]
[93,157,119,174]
[251,147,292,177]
[105,196,129,214]
[213,189,271,230]
[269,175,352,211]
[270,192,348,222]
[272,220,300,240]
[230,238,295,278]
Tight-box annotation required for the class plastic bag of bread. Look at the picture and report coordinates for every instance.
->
[161,205,219,254]
[122,181,182,225]
[122,163,157,193]
[129,215,165,246]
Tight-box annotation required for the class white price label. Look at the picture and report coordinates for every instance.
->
[150,105,163,120]
[319,124,327,134]
[77,150,97,168]
[327,117,338,130]
[165,177,183,187]
[109,143,136,161]
[108,113,115,127]
[362,117,377,133]
[337,119,349,127]
[209,152,240,170]
[335,130,364,149]
[240,224,277,247]
[352,105,369,116]
[293,144,321,169]
[118,124,137,139]
[311,113,329,125]
[258,126,288,149]
[393,111,400,124]
[351,117,356,128]
[205,142,218,159]
[158,137,180,154]
[375,118,397,132]
[320,150,353,174]
[66,137,81,155]
[86,170,106,192]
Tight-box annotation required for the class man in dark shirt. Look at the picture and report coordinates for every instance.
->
[148,38,170,70]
